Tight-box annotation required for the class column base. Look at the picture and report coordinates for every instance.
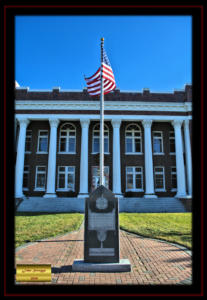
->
[144,194,158,199]
[43,193,57,198]
[77,193,89,199]
[114,193,124,199]
[175,193,187,199]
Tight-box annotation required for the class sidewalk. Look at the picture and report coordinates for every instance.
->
[15,226,192,285]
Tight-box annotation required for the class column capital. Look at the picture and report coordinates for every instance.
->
[80,118,90,128]
[171,119,183,128]
[49,118,59,128]
[142,119,153,128]
[111,119,121,128]
[17,118,30,127]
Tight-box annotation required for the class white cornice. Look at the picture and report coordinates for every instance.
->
[15,100,192,112]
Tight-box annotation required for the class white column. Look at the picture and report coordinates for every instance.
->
[15,118,30,198]
[172,120,187,198]
[78,119,90,198]
[44,118,59,198]
[142,119,157,198]
[112,119,122,197]
[184,119,192,197]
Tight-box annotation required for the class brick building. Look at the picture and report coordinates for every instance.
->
[15,84,192,212]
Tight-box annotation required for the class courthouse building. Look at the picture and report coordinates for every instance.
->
[15,83,192,212]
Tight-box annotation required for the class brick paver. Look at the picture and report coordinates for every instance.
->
[15,225,192,285]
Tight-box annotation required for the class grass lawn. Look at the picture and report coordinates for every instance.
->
[119,213,192,249]
[15,212,84,248]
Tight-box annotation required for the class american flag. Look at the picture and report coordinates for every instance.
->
[84,47,116,96]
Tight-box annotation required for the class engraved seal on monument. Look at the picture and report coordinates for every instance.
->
[96,196,108,210]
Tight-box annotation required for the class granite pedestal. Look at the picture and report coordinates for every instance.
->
[72,185,131,272]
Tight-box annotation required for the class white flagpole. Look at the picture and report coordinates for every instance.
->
[100,38,104,186]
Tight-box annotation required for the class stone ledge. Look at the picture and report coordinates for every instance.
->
[72,259,131,272]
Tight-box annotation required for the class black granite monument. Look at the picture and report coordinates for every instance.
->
[72,185,131,272]
[84,185,119,263]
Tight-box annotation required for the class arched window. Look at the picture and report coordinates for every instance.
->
[59,123,76,153]
[92,123,109,153]
[125,124,142,153]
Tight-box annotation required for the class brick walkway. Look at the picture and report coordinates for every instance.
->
[15,225,192,285]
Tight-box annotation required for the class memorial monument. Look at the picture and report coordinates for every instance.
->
[72,185,131,271]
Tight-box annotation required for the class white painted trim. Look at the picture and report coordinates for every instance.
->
[15,100,192,113]
[125,152,143,155]
[15,114,192,122]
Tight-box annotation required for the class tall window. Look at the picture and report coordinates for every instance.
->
[171,166,177,190]
[126,167,143,191]
[25,130,32,153]
[35,166,46,190]
[37,130,48,153]
[59,123,76,153]
[91,166,109,191]
[57,166,75,191]
[153,131,164,154]
[154,167,165,191]
[92,124,109,153]
[169,131,175,154]
[125,124,142,153]
[23,165,30,190]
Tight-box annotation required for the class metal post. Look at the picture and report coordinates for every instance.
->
[100,38,104,186]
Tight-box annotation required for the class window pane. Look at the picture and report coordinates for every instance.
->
[69,131,75,136]
[126,138,133,152]
[126,132,132,137]
[126,174,133,189]
[153,139,161,153]
[69,137,75,152]
[92,167,98,176]
[59,174,65,188]
[60,138,66,152]
[39,137,48,152]
[171,174,177,189]
[126,167,133,173]
[37,174,46,188]
[93,138,99,152]
[67,174,74,190]
[68,166,74,172]
[135,167,141,173]
[59,166,65,172]
[104,138,109,152]
[134,132,141,137]
[135,174,142,189]
[135,139,141,152]
[61,131,67,136]
[155,175,163,188]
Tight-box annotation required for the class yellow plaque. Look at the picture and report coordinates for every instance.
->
[16,264,51,282]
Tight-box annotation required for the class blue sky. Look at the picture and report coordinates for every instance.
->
[15,15,192,92]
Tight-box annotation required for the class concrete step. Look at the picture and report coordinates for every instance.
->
[119,198,186,213]
[17,197,187,213]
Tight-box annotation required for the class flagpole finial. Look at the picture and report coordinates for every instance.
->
[101,37,104,41]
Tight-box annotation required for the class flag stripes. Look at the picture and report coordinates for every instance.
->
[85,48,116,96]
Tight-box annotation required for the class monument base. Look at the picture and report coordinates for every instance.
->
[72,259,131,272]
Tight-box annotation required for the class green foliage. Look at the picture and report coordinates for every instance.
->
[119,213,192,249]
